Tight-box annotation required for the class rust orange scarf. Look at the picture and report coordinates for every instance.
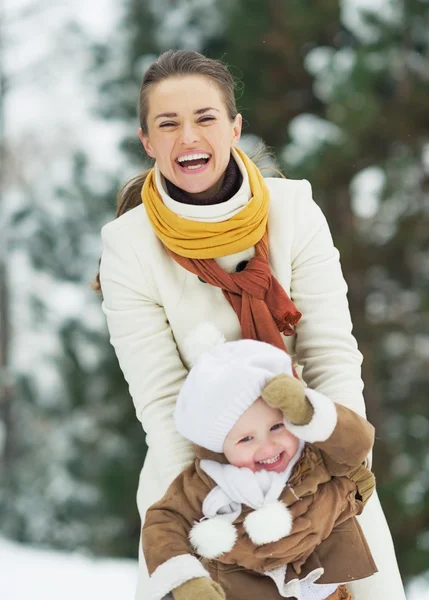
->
[167,232,301,353]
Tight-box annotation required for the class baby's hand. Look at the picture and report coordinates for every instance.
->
[262,374,314,425]
[172,577,225,600]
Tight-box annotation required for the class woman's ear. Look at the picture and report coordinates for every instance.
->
[231,114,242,146]
[138,128,155,158]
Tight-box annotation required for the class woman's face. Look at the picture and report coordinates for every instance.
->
[223,399,300,473]
[139,75,242,200]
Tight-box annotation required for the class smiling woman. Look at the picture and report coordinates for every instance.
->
[137,75,241,198]
[96,50,406,600]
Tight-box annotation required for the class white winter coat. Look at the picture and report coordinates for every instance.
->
[99,152,405,600]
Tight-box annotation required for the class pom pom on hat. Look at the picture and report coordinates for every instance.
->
[189,516,237,559]
[244,501,293,545]
[181,323,226,367]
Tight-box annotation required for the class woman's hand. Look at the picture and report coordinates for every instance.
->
[262,374,314,425]
[172,577,225,600]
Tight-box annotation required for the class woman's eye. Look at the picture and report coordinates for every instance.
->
[239,436,253,443]
[198,116,215,123]
[271,423,284,431]
[159,122,176,128]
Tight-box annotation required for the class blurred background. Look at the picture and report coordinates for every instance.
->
[1,0,428,597]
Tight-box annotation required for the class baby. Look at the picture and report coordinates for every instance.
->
[143,337,377,600]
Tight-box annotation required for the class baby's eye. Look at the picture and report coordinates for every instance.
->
[238,436,253,443]
[270,423,284,431]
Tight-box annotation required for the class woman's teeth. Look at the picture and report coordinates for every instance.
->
[258,454,281,465]
[177,152,210,162]
[177,153,210,169]
[184,164,203,170]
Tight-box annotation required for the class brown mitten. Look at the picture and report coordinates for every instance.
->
[172,577,226,600]
[262,374,314,425]
[349,463,376,505]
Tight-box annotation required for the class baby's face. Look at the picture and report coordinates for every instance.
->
[223,398,299,473]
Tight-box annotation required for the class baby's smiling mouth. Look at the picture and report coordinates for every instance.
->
[257,452,283,466]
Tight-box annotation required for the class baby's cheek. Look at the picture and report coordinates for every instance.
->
[242,459,257,472]
[283,432,300,455]
[225,446,256,471]
[236,450,258,472]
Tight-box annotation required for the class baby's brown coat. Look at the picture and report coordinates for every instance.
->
[143,403,377,588]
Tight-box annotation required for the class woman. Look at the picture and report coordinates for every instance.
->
[98,50,405,599]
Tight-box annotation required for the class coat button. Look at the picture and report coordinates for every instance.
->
[235,260,249,272]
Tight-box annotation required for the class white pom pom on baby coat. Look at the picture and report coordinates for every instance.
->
[189,515,237,559]
[244,501,293,545]
[181,323,226,367]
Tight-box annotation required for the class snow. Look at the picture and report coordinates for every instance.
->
[3,0,128,172]
[350,166,385,219]
[304,47,335,75]
[0,536,427,599]
[8,252,98,384]
[282,114,344,166]
[340,0,404,43]
[304,47,356,103]
[407,577,429,600]
[151,0,223,50]
[422,143,429,176]
[0,537,137,600]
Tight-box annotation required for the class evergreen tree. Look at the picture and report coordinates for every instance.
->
[4,0,428,581]
[2,150,146,557]
[91,0,429,577]
[0,1,152,560]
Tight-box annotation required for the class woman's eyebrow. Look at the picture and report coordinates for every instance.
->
[154,112,177,120]
[154,107,220,120]
[195,107,220,115]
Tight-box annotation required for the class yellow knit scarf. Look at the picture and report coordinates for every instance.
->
[140,147,269,258]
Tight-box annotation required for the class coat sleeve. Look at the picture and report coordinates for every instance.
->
[315,403,375,473]
[99,218,194,486]
[290,181,366,419]
[142,467,212,600]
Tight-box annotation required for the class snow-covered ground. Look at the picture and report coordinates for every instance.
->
[1,536,428,600]
[0,537,137,600]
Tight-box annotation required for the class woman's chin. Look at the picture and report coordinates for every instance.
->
[181,181,219,199]
[172,169,222,199]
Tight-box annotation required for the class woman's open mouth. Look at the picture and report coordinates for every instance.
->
[176,152,211,173]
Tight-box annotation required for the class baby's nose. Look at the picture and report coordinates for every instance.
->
[257,441,280,461]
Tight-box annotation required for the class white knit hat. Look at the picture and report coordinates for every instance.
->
[174,338,294,453]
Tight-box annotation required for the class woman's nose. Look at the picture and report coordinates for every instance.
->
[180,122,200,145]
